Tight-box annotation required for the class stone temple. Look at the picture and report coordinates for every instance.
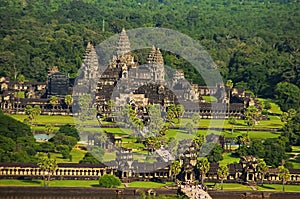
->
[0,28,257,118]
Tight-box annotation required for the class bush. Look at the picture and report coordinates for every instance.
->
[99,174,121,188]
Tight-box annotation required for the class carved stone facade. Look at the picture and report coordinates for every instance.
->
[0,28,255,118]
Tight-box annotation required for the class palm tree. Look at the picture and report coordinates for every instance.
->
[193,132,205,149]
[217,165,229,190]
[38,156,58,187]
[170,160,181,182]
[197,158,210,185]
[226,80,233,118]
[244,105,259,135]
[167,104,184,123]
[278,165,290,192]
[257,159,268,186]
[146,136,161,154]
[49,96,59,115]
[64,95,73,115]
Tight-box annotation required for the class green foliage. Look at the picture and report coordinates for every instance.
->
[282,109,300,145]
[98,174,121,188]
[0,0,299,101]
[197,158,210,185]
[0,135,16,152]
[58,124,80,141]
[0,114,32,141]
[278,165,291,192]
[217,165,229,190]
[38,142,55,153]
[275,82,300,112]
[244,106,259,127]
[170,160,181,180]
[206,144,223,163]
[167,104,184,123]
[38,156,58,187]
[79,152,100,164]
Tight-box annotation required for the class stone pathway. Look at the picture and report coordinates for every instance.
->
[181,185,212,199]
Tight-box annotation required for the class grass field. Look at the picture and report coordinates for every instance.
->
[286,146,300,169]
[166,129,281,140]
[202,96,218,103]
[9,112,284,133]
[257,98,283,115]
[128,181,167,188]
[219,153,240,166]
[257,184,300,192]
[206,183,252,191]
[49,148,86,163]
[0,179,125,188]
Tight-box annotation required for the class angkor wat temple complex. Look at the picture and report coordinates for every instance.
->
[0,28,257,118]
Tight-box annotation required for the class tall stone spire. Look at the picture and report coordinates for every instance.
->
[82,42,99,80]
[147,46,164,65]
[116,28,131,57]
[147,46,164,83]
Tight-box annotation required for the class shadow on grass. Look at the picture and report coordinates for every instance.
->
[258,185,276,190]
[269,123,282,127]
[21,180,42,185]
[91,184,101,187]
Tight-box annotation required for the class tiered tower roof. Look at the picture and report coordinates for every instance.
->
[116,28,131,57]
[147,46,164,65]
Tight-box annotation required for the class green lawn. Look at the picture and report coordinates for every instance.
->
[219,153,240,166]
[257,184,300,192]
[0,180,113,187]
[49,148,86,163]
[166,129,281,140]
[102,151,116,162]
[257,98,283,115]
[0,179,43,186]
[128,181,167,188]
[202,96,218,103]
[222,130,281,139]
[206,183,252,191]
[176,117,283,130]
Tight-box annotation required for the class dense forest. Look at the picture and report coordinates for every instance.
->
[0,0,299,99]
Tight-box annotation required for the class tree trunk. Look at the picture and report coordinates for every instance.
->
[221,179,224,190]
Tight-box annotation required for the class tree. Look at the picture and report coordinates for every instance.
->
[193,132,205,149]
[275,82,300,112]
[197,158,210,185]
[185,122,194,134]
[226,79,233,116]
[263,101,271,114]
[244,106,259,134]
[229,116,236,133]
[45,124,54,135]
[278,165,290,192]
[206,144,223,163]
[217,165,229,190]
[58,124,80,141]
[37,156,58,187]
[145,136,161,154]
[191,113,200,126]
[79,152,101,164]
[49,96,59,115]
[170,160,181,182]
[257,159,268,185]
[167,104,184,123]
[147,104,164,135]
[282,109,300,145]
[64,95,73,115]
[99,174,121,188]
